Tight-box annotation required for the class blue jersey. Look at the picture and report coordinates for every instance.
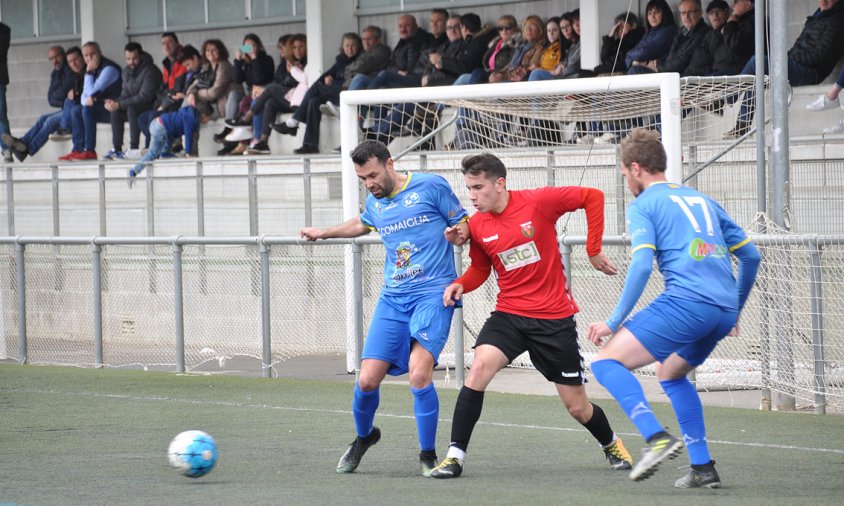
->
[360,172,468,296]
[627,181,749,308]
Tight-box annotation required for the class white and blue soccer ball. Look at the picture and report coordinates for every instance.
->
[168,430,218,478]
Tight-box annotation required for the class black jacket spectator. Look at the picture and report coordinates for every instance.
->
[343,43,391,89]
[788,1,844,82]
[422,38,468,86]
[713,8,758,75]
[49,61,75,108]
[117,52,163,110]
[596,26,644,74]
[440,25,497,76]
[684,26,722,76]
[387,27,431,74]
[660,18,710,74]
[234,52,275,87]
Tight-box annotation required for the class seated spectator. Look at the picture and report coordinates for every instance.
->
[806,66,844,133]
[630,0,707,75]
[592,13,645,74]
[214,33,274,149]
[234,34,311,155]
[560,9,583,78]
[625,0,677,72]
[428,8,449,51]
[273,33,363,154]
[685,1,731,77]
[59,41,122,161]
[160,32,187,100]
[322,25,390,116]
[2,46,76,162]
[138,45,201,154]
[349,14,431,92]
[725,0,844,138]
[481,15,521,83]
[490,15,544,83]
[103,42,163,160]
[185,39,236,120]
[714,0,757,75]
[527,17,562,81]
[128,101,213,189]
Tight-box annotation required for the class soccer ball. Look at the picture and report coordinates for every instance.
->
[168,430,218,478]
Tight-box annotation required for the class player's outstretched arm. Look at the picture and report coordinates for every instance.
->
[588,251,618,275]
[300,217,370,241]
[444,221,470,246]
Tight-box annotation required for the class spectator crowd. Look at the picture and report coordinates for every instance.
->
[3,0,844,169]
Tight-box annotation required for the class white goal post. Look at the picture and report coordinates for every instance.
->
[337,73,683,373]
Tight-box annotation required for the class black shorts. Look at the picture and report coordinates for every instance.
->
[475,311,586,385]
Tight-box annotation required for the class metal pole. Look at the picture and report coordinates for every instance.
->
[769,0,794,411]
[260,242,272,379]
[5,166,13,235]
[615,146,625,235]
[51,165,60,235]
[247,159,258,235]
[754,1,767,215]
[303,158,312,227]
[172,242,185,374]
[352,241,364,378]
[92,243,103,367]
[546,150,556,187]
[98,163,106,235]
[196,161,207,295]
[146,165,157,294]
[15,242,26,364]
[808,240,826,415]
[453,244,465,386]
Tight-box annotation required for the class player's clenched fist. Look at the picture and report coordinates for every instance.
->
[442,283,464,307]
[300,227,323,241]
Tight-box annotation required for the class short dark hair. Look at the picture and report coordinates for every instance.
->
[620,128,666,173]
[66,46,82,58]
[124,42,142,54]
[350,140,391,166]
[460,13,482,33]
[431,8,449,19]
[460,153,507,180]
[194,100,213,118]
[161,32,179,43]
[615,12,639,26]
[177,44,200,62]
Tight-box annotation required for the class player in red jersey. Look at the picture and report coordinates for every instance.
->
[430,153,632,479]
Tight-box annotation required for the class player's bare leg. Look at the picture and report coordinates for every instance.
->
[431,345,509,479]
[336,359,390,474]
[408,342,439,476]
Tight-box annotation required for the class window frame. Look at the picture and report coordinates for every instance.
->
[1,0,80,43]
[125,0,305,36]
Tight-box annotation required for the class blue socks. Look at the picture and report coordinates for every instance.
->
[592,359,663,441]
[661,377,710,465]
[411,383,439,452]
[352,384,380,439]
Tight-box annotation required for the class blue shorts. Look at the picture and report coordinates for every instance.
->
[623,294,737,366]
[362,291,455,376]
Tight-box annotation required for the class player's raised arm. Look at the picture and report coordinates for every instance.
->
[300,216,371,241]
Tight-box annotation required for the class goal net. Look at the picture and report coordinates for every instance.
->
[333,73,844,412]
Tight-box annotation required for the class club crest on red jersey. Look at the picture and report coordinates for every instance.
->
[520,221,535,239]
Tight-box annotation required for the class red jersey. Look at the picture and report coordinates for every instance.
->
[455,187,605,319]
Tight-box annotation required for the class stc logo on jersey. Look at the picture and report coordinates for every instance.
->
[497,241,541,271]
[688,238,727,261]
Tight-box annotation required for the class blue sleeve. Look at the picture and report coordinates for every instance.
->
[605,203,656,331]
[606,247,654,332]
[82,66,120,102]
[733,240,760,311]
[434,176,468,226]
[359,197,375,230]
